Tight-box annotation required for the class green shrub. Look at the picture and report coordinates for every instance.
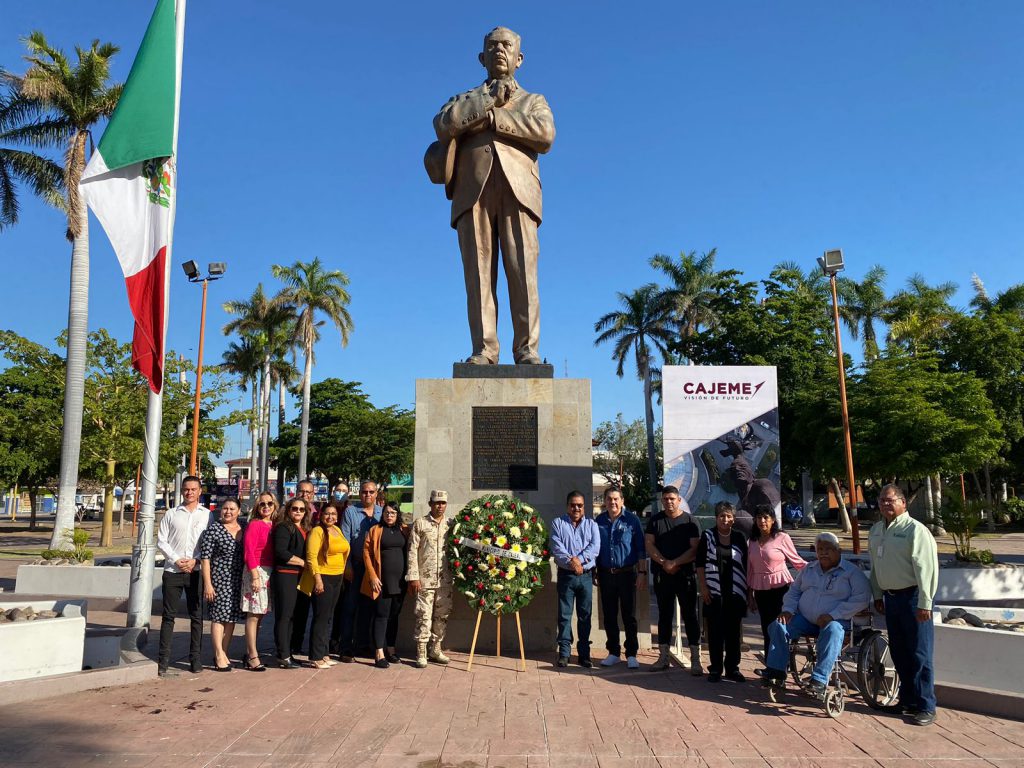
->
[1004,497,1024,523]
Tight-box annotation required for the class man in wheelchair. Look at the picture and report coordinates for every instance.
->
[762,531,871,699]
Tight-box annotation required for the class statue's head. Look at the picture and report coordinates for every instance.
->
[479,27,523,80]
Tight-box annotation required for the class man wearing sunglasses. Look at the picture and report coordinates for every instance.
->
[334,481,382,660]
[296,479,319,524]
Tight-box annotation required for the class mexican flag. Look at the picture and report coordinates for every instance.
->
[80,0,178,394]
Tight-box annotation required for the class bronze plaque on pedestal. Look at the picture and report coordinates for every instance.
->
[472,406,538,490]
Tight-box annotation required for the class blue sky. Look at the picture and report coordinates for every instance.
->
[3,1,1023,460]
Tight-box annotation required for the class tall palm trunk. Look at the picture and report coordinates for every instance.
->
[298,345,313,480]
[278,376,287,501]
[259,355,271,493]
[248,380,258,501]
[642,360,659,514]
[51,212,89,548]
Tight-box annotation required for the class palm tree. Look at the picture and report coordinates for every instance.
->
[221,336,262,500]
[886,273,957,356]
[269,347,299,500]
[837,264,888,360]
[5,34,122,547]
[649,249,722,360]
[223,284,293,494]
[0,78,64,230]
[594,284,675,512]
[271,258,353,480]
[970,273,1024,316]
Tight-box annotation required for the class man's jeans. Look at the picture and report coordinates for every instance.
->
[158,570,203,670]
[597,569,638,658]
[766,614,846,684]
[884,587,936,713]
[556,570,593,659]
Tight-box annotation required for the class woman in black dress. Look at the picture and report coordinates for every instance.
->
[199,498,246,671]
[361,503,410,668]
[270,497,311,668]
[696,500,749,683]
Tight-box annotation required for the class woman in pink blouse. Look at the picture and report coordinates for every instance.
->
[747,504,807,661]
[241,492,277,671]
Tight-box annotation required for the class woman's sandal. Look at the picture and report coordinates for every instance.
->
[245,655,267,672]
[309,658,332,670]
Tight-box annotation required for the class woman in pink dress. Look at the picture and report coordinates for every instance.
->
[241,492,277,671]
[747,504,807,663]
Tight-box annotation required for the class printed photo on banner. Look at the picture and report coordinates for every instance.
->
[662,366,781,529]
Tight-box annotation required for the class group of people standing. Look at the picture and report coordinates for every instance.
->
[155,476,456,675]
[550,484,939,725]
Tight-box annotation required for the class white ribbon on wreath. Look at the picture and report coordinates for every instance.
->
[455,537,542,563]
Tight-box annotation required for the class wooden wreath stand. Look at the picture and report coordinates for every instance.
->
[466,607,526,672]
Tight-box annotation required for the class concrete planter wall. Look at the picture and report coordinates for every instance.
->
[0,599,87,683]
[15,564,164,601]
[936,563,1024,605]
[934,606,1024,698]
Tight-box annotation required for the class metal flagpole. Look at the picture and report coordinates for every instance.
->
[125,0,188,653]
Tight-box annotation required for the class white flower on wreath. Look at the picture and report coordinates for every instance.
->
[492,583,504,591]
[521,521,530,530]
[504,569,515,580]
[464,591,476,599]
[510,526,522,537]
[511,543,522,553]
[483,537,492,546]
[525,544,533,554]
[453,523,461,535]
[517,560,528,572]
[479,563,489,572]
[495,535,508,547]
[494,499,505,507]
[477,525,483,533]
[523,504,534,513]
[520,588,531,595]
[472,506,480,513]
[502,511,514,519]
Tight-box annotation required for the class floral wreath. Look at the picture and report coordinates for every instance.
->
[449,493,549,615]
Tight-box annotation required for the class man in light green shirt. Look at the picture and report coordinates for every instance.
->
[868,484,938,726]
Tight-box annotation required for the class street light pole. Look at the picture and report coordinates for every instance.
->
[189,277,209,476]
[820,249,861,554]
[182,260,226,479]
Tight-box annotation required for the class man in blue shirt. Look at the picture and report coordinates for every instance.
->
[763,531,871,699]
[595,487,647,669]
[332,480,382,661]
[549,489,601,668]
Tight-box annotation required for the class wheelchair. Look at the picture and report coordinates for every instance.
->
[765,610,899,718]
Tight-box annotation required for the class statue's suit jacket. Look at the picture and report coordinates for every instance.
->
[434,81,555,228]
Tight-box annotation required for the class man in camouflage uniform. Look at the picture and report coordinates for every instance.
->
[406,489,454,668]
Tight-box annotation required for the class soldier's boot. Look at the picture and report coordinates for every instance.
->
[689,645,704,676]
[649,644,671,671]
[415,643,428,669]
[428,641,450,665]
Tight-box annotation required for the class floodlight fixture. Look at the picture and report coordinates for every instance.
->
[208,262,227,277]
[181,260,200,280]
[819,249,845,276]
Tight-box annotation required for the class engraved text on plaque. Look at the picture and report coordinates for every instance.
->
[472,406,539,490]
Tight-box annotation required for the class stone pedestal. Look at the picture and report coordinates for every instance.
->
[412,376,652,653]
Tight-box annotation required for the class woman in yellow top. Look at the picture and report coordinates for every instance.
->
[300,501,349,669]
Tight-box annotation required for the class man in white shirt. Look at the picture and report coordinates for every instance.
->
[156,475,211,676]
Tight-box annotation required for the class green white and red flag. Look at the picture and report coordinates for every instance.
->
[80,0,179,394]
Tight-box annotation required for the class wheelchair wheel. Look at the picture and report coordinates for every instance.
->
[788,637,816,691]
[766,678,784,703]
[824,686,845,718]
[856,630,900,709]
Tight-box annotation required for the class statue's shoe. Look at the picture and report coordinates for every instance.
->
[465,355,495,365]
[515,355,543,365]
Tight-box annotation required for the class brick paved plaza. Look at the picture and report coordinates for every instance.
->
[2,528,1024,767]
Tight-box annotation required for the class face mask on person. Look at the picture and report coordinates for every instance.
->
[332,490,348,502]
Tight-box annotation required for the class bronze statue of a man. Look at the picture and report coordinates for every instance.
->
[427,27,555,365]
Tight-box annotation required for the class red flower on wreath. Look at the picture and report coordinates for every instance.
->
[531,516,537,522]
[473,533,480,540]
[510,504,517,511]
[542,549,549,556]
[504,595,511,602]
[479,598,486,606]
[504,543,511,550]
[454,561,461,568]
[488,514,494,521]
[477,582,484,590]
[484,525,491,532]
[531,576,538,582]
[485,502,492,508]
[467,565,474,571]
